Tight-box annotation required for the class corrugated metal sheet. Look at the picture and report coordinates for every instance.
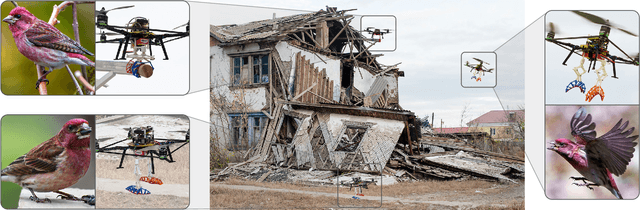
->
[364,76,388,107]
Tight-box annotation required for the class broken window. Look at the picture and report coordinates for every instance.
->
[335,126,367,152]
[341,63,353,88]
[229,115,247,150]
[231,54,270,86]
[229,113,267,150]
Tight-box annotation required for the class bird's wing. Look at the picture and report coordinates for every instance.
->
[570,107,597,143]
[589,119,638,176]
[25,20,94,56]
[1,139,64,177]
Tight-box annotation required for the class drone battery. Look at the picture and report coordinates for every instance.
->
[136,38,150,46]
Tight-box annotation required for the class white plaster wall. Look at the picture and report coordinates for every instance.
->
[383,75,399,100]
[211,45,268,113]
[353,67,375,94]
[276,42,342,101]
[325,113,404,171]
[210,46,230,87]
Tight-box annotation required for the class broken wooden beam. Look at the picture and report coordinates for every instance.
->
[421,142,524,162]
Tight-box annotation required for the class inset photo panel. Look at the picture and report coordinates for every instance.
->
[1,115,96,208]
[94,115,189,209]
[545,11,639,104]
[94,1,189,95]
[545,106,639,199]
[461,52,496,88]
[1,1,95,95]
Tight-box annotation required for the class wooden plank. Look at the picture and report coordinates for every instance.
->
[295,52,301,97]
[257,170,272,182]
[258,105,283,161]
[420,142,524,162]
[292,83,316,101]
[329,80,334,102]
[327,19,351,47]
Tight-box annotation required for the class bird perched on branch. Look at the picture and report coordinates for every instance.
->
[548,107,638,199]
[2,6,95,89]
[1,119,92,203]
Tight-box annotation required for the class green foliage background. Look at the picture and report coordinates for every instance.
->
[1,115,96,208]
[1,1,95,95]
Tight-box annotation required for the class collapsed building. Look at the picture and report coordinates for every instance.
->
[210,7,523,183]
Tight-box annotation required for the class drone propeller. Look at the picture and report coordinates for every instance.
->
[547,22,561,34]
[172,22,189,30]
[473,58,489,65]
[96,31,120,36]
[572,11,638,37]
[96,137,115,142]
[96,5,135,14]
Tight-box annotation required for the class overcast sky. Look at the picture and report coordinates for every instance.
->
[96,1,190,95]
[209,0,525,127]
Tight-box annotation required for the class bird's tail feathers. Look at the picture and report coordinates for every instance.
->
[67,53,95,67]
[611,188,623,199]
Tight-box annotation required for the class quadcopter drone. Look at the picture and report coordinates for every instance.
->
[97,126,189,174]
[363,27,392,42]
[95,5,189,80]
[340,177,376,197]
[464,58,494,82]
[545,11,639,102]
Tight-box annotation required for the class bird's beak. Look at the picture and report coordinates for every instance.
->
[76,123,92,139]
[547,142,557,151]
[2,15,16,24]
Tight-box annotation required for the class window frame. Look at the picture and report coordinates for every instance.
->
[230,54,271,87]
[228,112,268,150]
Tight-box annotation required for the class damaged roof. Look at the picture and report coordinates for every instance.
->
[210,10,327,43]
[467,110,524,125]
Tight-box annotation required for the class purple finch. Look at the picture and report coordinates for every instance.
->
[2,6,95,89]
[549,107,638,199]
[1,119,92,203]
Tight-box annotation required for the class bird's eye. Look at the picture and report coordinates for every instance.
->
[68,125,75,131]
[14,14,21,19]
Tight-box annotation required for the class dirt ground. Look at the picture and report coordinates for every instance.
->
[210,178,524,209]
[96,190,189,209]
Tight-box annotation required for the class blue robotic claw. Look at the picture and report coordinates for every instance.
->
[565,80,586,93]
[126,185,151,195]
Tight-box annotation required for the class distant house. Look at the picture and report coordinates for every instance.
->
[434,127,469,134]
[467,110,524,141]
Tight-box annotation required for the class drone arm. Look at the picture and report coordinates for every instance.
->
[551,35,599,40]
[609,40,636,62]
